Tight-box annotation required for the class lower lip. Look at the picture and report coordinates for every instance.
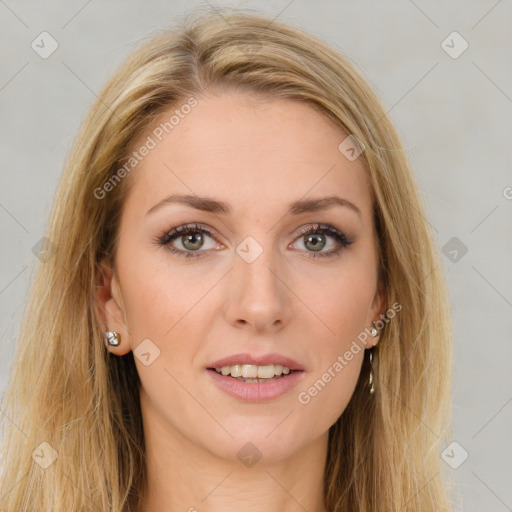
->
[206,369,305,403]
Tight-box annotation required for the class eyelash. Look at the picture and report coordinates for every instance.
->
[157,223,354,260]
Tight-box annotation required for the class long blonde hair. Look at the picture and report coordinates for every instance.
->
[0,6,453,511]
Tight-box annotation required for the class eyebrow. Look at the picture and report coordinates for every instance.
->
[146,194,362,218]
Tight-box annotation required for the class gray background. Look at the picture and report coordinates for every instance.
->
[1,1,511,510]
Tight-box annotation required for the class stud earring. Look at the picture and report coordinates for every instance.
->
[369,321,379,338]
[368,350,375,395]
[104,331,120,347]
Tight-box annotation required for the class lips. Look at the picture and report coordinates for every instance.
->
[205,352,306,402]
[207,352,305,371]
[206,365,305,402]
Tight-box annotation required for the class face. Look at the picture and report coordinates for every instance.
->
[98,90,384,464]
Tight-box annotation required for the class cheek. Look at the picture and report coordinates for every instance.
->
[116,243,224,377]
[117,239,200,336]
[295,302,366,432]
[296,350,364,432]
[292,260,374,426]
[310,256,377,341]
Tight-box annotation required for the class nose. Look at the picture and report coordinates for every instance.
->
[223,242,293,333]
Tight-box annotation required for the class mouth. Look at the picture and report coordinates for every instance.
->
[205,363,305,402]
[207,364,301,383]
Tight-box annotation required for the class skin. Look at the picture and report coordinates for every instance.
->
[96,89,385,512]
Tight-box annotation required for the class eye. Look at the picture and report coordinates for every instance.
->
[157,223,222,259]
[290,223,354,259]
[157,222,354,260]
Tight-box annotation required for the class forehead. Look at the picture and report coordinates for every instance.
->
[123,91,372,222]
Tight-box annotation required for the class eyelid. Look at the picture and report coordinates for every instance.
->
[294,222,346,238]
[158,222,223,246]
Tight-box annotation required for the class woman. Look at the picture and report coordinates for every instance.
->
[0,7,453,511]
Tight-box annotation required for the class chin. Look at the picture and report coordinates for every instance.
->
[197,420,310,465]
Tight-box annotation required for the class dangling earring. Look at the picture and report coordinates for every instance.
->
[368,349,375,395]
[368,321,380,395]
[104,331,120,347]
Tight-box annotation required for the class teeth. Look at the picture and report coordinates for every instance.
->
[257,365,275,379]
[214,364,292,378]
[231,364,242,378]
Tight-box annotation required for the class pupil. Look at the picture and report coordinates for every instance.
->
[305,234,325,252]
[183,232,203,250]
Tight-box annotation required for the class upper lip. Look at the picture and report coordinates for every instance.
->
[208,352,305,371]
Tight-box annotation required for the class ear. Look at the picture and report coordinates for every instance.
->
[367,279,387,348]
[94,261,131,356]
